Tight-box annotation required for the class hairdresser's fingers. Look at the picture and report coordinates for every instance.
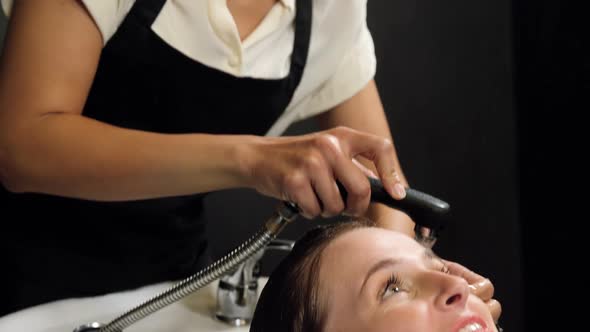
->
[332,156,371,216]
[339,128,405,200]
[469,278,495,302]
[444,260,496,302]
[487,299,502,323]
[313,132,371,216]
[309,162,345,218]
[446,259,500,321]
[444,261,486,285]
[351,158,378,178]
[284,172,321,219]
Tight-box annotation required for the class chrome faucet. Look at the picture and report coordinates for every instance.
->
[215,238,295,326]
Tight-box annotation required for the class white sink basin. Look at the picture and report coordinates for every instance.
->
[0,278,268,332]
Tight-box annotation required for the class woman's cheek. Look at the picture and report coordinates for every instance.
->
[371,302,434,332]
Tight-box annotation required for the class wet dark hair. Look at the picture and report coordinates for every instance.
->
[250,219,375,332]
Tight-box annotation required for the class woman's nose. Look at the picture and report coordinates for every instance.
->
[431,273,470,311]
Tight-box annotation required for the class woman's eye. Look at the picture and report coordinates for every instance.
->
[381,274,407,300]
[383,284,402,298]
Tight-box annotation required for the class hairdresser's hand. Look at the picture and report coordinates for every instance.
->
[445,260,502,323]
[244,126,406,219]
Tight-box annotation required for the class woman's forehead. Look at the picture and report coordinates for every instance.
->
[326,227,422,258]
[319,227,425,281]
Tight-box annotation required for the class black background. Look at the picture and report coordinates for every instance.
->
[512,0,586,330]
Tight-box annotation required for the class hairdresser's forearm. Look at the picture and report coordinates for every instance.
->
[317,79,415,235]
[0,113,253,201]
[0,1,251,200]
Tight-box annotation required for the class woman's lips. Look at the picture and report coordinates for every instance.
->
[453,315,489,332]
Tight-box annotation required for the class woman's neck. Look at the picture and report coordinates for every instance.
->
[226,0,280,42]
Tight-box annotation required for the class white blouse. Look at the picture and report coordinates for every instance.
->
[1,0,377,136]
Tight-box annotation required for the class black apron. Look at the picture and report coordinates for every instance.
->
[0,0,311,316]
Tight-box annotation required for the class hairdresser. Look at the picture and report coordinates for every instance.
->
[0,0,496,318]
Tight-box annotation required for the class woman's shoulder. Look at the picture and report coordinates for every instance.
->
[314,0,368,28]
[315,0,368,11]
[1,0,136,46]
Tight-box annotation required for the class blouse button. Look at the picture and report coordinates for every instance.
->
[228,55,241,68]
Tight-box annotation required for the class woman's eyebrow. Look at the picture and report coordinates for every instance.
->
[359,258,399,296]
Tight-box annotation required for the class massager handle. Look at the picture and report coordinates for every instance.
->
[338,177,450,230]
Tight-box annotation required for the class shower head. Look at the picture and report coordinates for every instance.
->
[337,177,450,247]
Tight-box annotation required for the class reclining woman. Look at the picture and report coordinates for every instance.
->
[251,219,502,332]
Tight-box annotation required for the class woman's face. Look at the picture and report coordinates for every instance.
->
[319,228,497,332]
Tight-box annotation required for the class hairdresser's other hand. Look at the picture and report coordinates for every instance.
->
[243,126,405,219]
[445,260,502,323]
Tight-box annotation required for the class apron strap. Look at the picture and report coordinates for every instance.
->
[288,0,313,94]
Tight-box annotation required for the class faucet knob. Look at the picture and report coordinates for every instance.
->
[215,238,294,326]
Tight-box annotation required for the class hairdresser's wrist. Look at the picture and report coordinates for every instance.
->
[231,135,265,189]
